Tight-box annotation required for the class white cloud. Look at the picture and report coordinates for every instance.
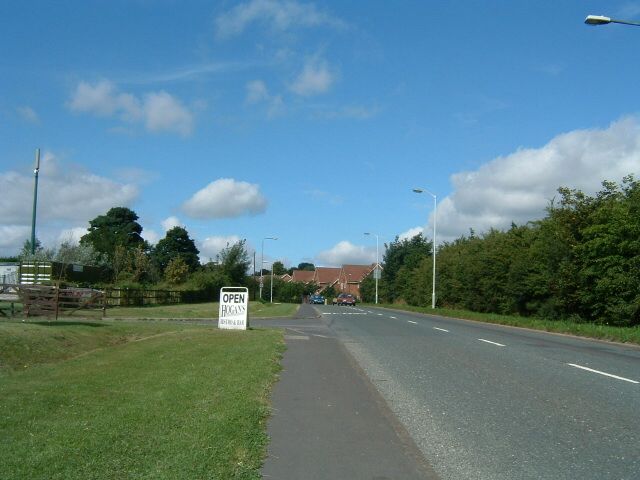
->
[68,80,194,137]
[315,241,375,267]
[0,151,139,256]
[424,116,640,241]
[182,178,268,219]
[143,91,193,136]
[161,216,183,231]
[399,226,424,241]
[142,229,161,246]
[215,0,345,39]
[245,80,284,117]
[17,106,39,124]
[290,57,335,96]
[199,235,243,262]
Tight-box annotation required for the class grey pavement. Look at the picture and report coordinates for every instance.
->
[257,304,438,480]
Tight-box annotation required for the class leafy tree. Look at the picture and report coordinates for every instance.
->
[272,261,287,276]
[218,240,251,285]
[381,234,431,303]
[80,207,144,262]
[164,257,190,285]
[152,227,200,274]
[358,276,376,303]
[272,279,317,303]
[297,262,315,271]
[55,241,99,265]
[18,238,55,262]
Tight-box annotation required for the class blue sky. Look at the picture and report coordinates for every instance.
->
[2,1,640,267]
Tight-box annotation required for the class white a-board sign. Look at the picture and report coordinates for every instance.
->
[218,287,249,330]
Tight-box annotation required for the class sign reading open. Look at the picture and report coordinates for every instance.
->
[218,287,249,330]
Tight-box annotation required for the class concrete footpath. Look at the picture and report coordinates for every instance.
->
[257,304,438,480]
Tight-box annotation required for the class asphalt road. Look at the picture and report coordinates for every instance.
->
[316,304,640,480]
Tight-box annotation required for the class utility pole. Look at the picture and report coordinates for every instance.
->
[30,148,40,255]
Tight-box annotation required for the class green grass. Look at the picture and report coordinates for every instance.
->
[372,304,640,345]
[104,301,298,319]
[0,321,284,479]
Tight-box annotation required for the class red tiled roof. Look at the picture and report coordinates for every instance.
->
[291,270,315,283]
[314,267,341,285]
[341,264,375,282]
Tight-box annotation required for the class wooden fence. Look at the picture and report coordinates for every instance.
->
[2,285,213,320]
[18,285,106,320]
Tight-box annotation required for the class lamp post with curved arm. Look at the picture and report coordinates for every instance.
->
[585,15,640,27]
[413,188,437,309]
[364,232,379,304]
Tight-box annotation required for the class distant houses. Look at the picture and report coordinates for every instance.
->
[286,264,376,299]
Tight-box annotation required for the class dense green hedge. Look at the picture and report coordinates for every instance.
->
[380,176,640,327]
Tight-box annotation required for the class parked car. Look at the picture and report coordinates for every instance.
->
[333,293,356,306]
[310,294,325,304]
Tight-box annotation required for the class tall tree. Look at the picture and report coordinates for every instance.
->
[219,240,251,285]
[80,207,144,262]
[272,261,287,276]
[152,226,200,274]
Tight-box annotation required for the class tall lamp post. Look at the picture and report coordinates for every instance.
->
[364,232,379,304]
[585,15,640,27]
[30,148,40,255]
[260,237,277,300]
[413,188,437,309]
[263,261,276,303]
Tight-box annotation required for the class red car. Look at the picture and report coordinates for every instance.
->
[333,293,357,306]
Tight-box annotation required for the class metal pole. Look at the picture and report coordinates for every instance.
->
[31,149,40,255]
[432,194,437,309]
[270,264,274,303]
[413,188,437,309]
[375,235,379,304]
[260,239,264,300]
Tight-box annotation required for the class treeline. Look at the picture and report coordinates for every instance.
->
[365,176,639,327]
[16,206,318,303]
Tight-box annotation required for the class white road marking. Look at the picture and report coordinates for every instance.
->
[408,320,417,324]
[567,363,639,384]
[313,334,330,338]
[478,338,505,347]
[390,316,397,319]
[377,313,383,316]
[433,327,449,332]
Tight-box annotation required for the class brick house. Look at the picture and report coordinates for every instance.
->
[337,264,376,299]
[313,267,341,293]
[290,269,315,283]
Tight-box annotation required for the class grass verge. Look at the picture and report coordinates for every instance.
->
[0,321,284,479]
[372,304,640,345]
[104,301,298,319]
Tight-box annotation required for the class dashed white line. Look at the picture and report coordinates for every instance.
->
[433,327,449,332]
[478,338,505,347]
[390,316,397,319]
[567,363,639,384]
[407,320,417,324]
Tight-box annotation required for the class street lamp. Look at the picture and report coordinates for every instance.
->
[364,232,379,304]
[585,14,640,27]
[413,188,437,309]
[263,260,275,303]
[260,237,277,300]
